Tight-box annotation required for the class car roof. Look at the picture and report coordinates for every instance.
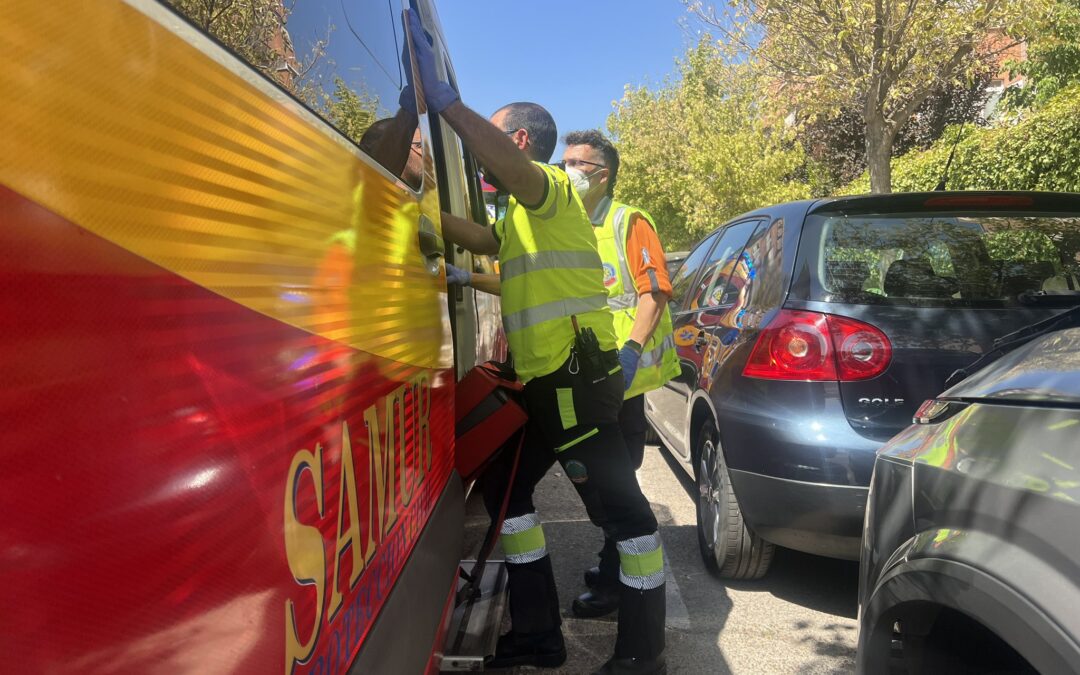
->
[807,190,1080,216]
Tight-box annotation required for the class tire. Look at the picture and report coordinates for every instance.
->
[694,419,774,580]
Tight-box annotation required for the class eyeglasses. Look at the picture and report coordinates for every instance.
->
[563,158,606,170]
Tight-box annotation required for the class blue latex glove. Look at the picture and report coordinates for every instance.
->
[405,10,460,114]
[618,343,642,392]
[445,263,471,286]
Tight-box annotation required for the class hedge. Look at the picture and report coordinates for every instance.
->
[843,84,1080,194]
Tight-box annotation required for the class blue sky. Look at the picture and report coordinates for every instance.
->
[436,0,698,156]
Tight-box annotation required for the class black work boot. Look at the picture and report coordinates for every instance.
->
[572,584,621,618]
[593,655,667,675]
[486,629,567,669]
[584,565,601,588]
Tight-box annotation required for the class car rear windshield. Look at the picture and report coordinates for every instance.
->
[796,211,1080,307]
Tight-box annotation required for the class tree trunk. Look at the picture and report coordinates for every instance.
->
[865,114,893,194]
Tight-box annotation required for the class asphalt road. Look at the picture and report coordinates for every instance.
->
[464,442,860,674]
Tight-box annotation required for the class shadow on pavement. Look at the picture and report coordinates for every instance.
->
[655,442,860,620]
[461,466,735,674]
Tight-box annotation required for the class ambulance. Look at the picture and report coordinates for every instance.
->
[0,1,504,672]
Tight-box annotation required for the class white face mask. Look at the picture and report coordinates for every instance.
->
[566,166,601,199]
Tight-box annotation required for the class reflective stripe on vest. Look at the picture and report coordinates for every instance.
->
[611,206,636,298]
[640,333,675,369]
[502,292,609,335]
[501,249,604,281]
[607,292,638,310]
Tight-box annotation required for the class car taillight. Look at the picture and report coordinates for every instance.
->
[742,310,892,382]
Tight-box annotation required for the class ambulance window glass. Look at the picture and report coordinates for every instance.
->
[163,0,423,188]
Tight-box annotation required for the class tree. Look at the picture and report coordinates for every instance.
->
[166,0,379,144]
[1002,0,1080,110]
[843,84,1080,194]
[799,55,995,194]
[608,40,808,250]
[689,0,1047,193]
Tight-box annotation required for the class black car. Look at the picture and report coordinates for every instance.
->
[645,191,1080,579]
[858,323,1080,675]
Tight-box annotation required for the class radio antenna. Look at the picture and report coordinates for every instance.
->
[934,122,967,191]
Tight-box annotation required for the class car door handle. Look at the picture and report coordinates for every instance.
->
[418,215,444,258]
[418,214,444,274]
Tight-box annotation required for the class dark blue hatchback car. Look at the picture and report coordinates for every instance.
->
[646,191,1080,579]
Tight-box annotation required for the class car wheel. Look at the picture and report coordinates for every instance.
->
[695,419,774,580]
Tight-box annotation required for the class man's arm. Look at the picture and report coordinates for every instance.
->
[629,291,667,345]
[405,11,547,207]
[469,273,501,296]
[625,215,673,346]
[441,211,499,255]
[440,101,547,207]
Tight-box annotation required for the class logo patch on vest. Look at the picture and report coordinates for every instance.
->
[565,460,589,484]
[602,263,618,288]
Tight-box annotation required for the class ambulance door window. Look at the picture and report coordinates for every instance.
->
[163,0,423,188]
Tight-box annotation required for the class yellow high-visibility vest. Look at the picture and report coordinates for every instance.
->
[593,199,679,398]
[495,163,617,383]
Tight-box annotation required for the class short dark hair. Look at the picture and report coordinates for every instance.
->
[496,102,557,163]
[563,129,619,197]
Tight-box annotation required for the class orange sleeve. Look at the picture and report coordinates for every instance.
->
[624,213,672,296]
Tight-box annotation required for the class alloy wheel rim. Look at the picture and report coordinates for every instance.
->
[698,437,721,550]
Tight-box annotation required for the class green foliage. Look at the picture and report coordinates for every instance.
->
[689,0,1050,192]
[1002,0,1080,110]
[607,40,808,250]
[167,0,378,144]
[843,85,1080,194]
[311,77,380,144]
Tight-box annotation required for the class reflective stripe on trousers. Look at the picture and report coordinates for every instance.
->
[501,512,547,565]
[617,532,665,590]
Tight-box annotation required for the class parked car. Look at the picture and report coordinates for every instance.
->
[645,191,1080,579]
[858,321,1080,675]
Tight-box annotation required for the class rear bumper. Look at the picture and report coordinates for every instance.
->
[729,469,868,560]
[348,472,465,674]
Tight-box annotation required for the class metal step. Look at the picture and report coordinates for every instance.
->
[440,560,508,672]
